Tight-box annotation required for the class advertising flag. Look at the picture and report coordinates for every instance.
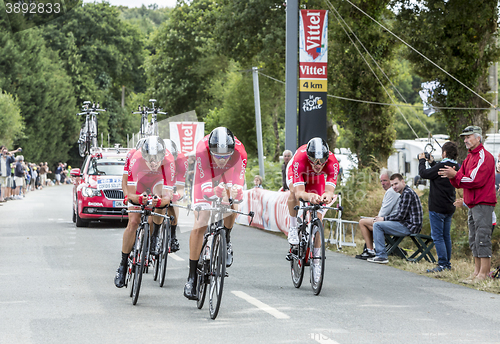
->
[298,10,328,146]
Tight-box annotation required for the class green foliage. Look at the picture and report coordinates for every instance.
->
[118,4,171,36]
[0,28,78,165]
[146,0,227,118]
[394,0,500,161]
[393,103,448,139]
[244,158,283,191]
[0,90,24,148]
[328,0,398,168]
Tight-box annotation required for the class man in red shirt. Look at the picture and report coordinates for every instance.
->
[183,127,247,300]
[114,136,175,288]
[285,138,339,245]
[439,125,497,281]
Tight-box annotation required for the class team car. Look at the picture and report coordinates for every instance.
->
[71,148,131,227]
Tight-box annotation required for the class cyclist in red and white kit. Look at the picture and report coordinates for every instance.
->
[285,137,339,245]
[183,127,247,300]
[163,139,188,252]
[114,136,175,288]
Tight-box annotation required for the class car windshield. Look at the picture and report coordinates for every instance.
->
[87,158,124,176]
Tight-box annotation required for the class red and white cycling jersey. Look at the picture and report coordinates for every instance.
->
[286,144,339,195]
[122,148,137,176]
[192,134,247,206]
[174,151,188,186]
[126,149,176,195]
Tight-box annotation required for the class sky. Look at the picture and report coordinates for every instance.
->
[83,0,177,8]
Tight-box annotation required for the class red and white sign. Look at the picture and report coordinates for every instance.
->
[299,62,327,79]
[299,10,328,63]
[169,122,204,154]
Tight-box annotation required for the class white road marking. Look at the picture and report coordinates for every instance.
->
[169,253,184,261]
[231,291,290,319]
[309,333,341,344]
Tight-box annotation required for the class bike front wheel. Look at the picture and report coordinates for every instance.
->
[291,244,305,288]
[208,230,226,319]
[310,221,325,295]
[132,224,148,305]
[158,219,171,287]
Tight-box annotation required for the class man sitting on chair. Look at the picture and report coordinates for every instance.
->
[368,173,423,264]
[355,169,400,260]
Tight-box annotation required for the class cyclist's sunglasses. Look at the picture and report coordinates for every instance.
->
[308,157,327,166]
[212,153,232,160]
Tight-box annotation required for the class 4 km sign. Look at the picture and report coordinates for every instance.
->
[299,10,328,146]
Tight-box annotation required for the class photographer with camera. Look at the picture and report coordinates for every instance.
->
[418,141,459,272]
[0,145,21,203]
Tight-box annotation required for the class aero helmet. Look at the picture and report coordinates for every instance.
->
[306,137,329,165]
[208,127,235,156]
[141,136,165,166]
[163,139,178,160]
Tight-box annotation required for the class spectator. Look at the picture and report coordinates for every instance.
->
[368,173,423,264]
[39,162,47,188]
[355,169,400,260]
[439,125,496,281]
[55,162,63,185]
[30,164,37,191]
[14,155,25,199]
[281,149,293,191]
[253,175,263,189]
[418,142,459,272]
[0,145,18,202]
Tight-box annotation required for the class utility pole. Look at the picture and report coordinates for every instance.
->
[488,62,498,133]
[252,67,265,178]
[285,0,298,152]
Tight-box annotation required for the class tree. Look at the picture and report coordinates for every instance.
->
[0,90,24,148]
[0,28,79,164]
[146,0,227,118]
[394,0,500,160]
[328,0,398,168]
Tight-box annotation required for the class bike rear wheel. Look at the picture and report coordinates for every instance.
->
[158,219,171,287]
[208,230,226,319]
[310,221,325,295]
[132,224,148,305]
[291,245,305,288]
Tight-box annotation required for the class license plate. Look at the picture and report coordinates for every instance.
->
[113,200,125,208]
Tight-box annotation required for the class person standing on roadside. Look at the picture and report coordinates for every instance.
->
[281,150,293,191]
[418,142,459,272]
[0,146,20,202]
[439,126,496,281]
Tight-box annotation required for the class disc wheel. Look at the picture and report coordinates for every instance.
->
[310,221,325,295]
[196,240,207,309]
[78,140,86,157]
[132,224,148,305]
[158,219,171,287]
[208,230,226,320]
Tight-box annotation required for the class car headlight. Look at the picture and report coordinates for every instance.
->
[82,187,101,198]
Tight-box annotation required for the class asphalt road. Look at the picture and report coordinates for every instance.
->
[1,185,499,344]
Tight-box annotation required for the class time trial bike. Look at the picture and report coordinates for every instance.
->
[194,195,254,319]
[132,99,167,139]
[288,199,342,295]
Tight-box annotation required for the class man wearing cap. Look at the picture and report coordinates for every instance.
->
[439,125,497,281]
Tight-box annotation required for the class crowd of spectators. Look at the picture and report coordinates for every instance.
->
[0,145,71,205]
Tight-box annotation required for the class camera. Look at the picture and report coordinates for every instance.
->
[18,148,22,152]
[417,152,430,160]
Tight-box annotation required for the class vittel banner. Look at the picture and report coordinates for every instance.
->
[298,10,328,146]
[169,122,205,155]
